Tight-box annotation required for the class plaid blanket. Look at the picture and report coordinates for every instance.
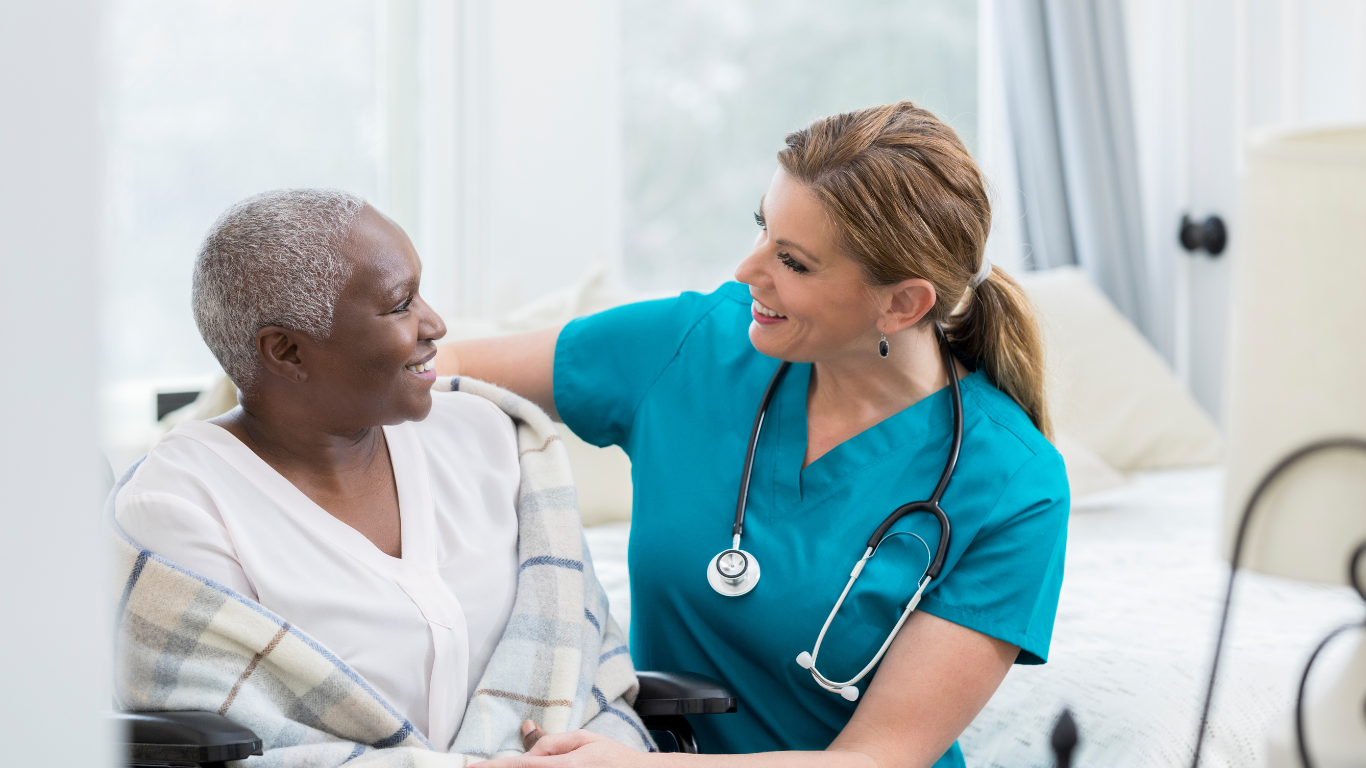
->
[111,376,654,765]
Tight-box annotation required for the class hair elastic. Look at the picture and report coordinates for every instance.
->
[969,254,992,288]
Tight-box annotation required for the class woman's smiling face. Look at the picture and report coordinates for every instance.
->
[735,168,884,364]
[302,205,448,426]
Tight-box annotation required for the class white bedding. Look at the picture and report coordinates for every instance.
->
[583,467,1363,766]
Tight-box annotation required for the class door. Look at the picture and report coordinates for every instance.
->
[1129,0,1366,420]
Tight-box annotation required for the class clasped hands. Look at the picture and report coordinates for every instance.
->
[475,720,649,767]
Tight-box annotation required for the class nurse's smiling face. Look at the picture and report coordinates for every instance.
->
[735,168,899,364]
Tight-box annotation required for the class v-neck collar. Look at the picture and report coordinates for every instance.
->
[172,420,437,576]
[765,366,983,517]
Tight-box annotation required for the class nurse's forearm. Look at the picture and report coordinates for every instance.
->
[435,327,562,420]
[497,727,924,768]
[649,615,1017,768]
[650,749,879,768]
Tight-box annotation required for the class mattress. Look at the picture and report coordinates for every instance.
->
[583,467,1363,766]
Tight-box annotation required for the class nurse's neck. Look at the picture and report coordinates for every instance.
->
[804,324,968,468]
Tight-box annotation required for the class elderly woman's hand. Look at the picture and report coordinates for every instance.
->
[477,722,648,767]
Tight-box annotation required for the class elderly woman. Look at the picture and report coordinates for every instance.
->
[112,189,647,765]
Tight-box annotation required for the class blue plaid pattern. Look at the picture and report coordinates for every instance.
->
[111,377,652,766]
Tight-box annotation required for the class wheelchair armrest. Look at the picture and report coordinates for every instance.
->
[115,711,263,766]
[634,671,737,716]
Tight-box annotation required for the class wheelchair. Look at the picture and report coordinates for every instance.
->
[116,670,735,766]
[118,394,735,764]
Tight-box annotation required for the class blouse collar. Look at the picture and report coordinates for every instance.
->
[169,420,437,577]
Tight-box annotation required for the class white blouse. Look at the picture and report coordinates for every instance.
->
[115,391,521,752]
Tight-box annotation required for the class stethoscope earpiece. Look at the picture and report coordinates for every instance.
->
[797,653,859,700]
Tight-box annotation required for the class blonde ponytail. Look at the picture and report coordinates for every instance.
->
[778,102,1052,438]
[946,266,1051,438]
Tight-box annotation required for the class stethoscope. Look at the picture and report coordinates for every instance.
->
[707,322,963,701]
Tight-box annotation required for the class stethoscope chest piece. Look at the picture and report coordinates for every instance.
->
[715,324,964,698]
[707,548,761,596]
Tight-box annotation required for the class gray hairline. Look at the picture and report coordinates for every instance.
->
[191,188,369,389]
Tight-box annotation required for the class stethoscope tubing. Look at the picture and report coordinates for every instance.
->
[803,531,934,692]
[721,322,966,699]
[733,360,791,541]
[731,325,961,564]
[862,323,961,577]
[803,550,933,690]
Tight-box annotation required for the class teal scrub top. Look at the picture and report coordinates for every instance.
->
[554,282,1069,766]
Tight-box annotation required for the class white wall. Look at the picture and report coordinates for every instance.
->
[0,4,113,766]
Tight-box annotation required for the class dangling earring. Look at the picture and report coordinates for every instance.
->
[878,332,889,358]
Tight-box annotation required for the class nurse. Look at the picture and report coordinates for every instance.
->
[445,102,1069,768]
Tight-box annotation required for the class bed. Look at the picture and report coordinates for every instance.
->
[586,467,1362,766]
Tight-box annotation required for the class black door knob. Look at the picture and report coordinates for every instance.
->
[1179,214,1227,256]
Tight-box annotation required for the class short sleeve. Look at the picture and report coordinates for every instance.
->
[553,290,726,448]
[919,451,1069,665]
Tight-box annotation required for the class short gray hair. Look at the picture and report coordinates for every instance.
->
[192,188,368,388]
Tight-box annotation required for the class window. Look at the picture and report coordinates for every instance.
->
[100,0,980,468]
[621,0,978,291]
[102,0,381,467]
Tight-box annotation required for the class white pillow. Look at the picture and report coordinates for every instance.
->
[1019,267,1221,471]
[557,422,634,527]
[1054,430,1128,499]
[158,375,241,434]
[440,263,644,526]
[511,266,1222,521]
[461,265,1193,520]
[563,423,1131,524]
